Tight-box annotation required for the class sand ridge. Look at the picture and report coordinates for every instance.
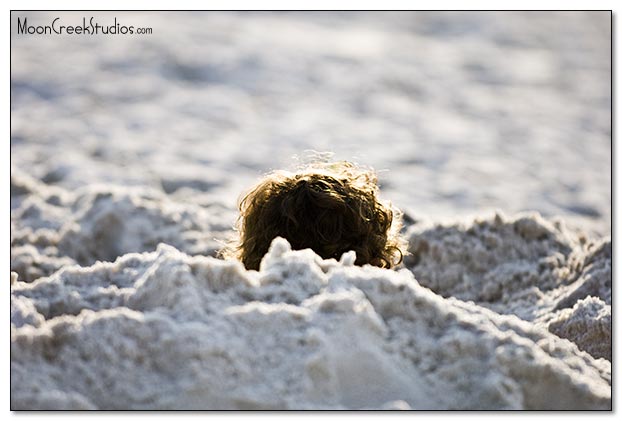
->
[11,215,612,409]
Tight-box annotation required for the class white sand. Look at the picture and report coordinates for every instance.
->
[10,11,611,410]
[10,186,612,409]
[10,235,611,409]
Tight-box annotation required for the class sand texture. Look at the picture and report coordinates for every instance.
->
[10,187,612,409]
[10,235,612,410]
[11,11,611,410]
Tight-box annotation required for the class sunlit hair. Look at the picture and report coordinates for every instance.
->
[221,161,405,270]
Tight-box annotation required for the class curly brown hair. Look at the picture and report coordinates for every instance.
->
[222,161,405,271]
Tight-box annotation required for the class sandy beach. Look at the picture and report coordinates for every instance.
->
[10,11,611,410]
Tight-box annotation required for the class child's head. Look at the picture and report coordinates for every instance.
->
[225,161,405,270]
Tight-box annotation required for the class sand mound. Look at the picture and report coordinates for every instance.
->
[11,236,611,410]
[11,173,611,409]
[11,168,235,282]
[405,212,610,324]
[405,213,612,365]
[546,296,611,361]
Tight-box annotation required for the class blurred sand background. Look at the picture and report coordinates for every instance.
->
[11,11,611,236]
